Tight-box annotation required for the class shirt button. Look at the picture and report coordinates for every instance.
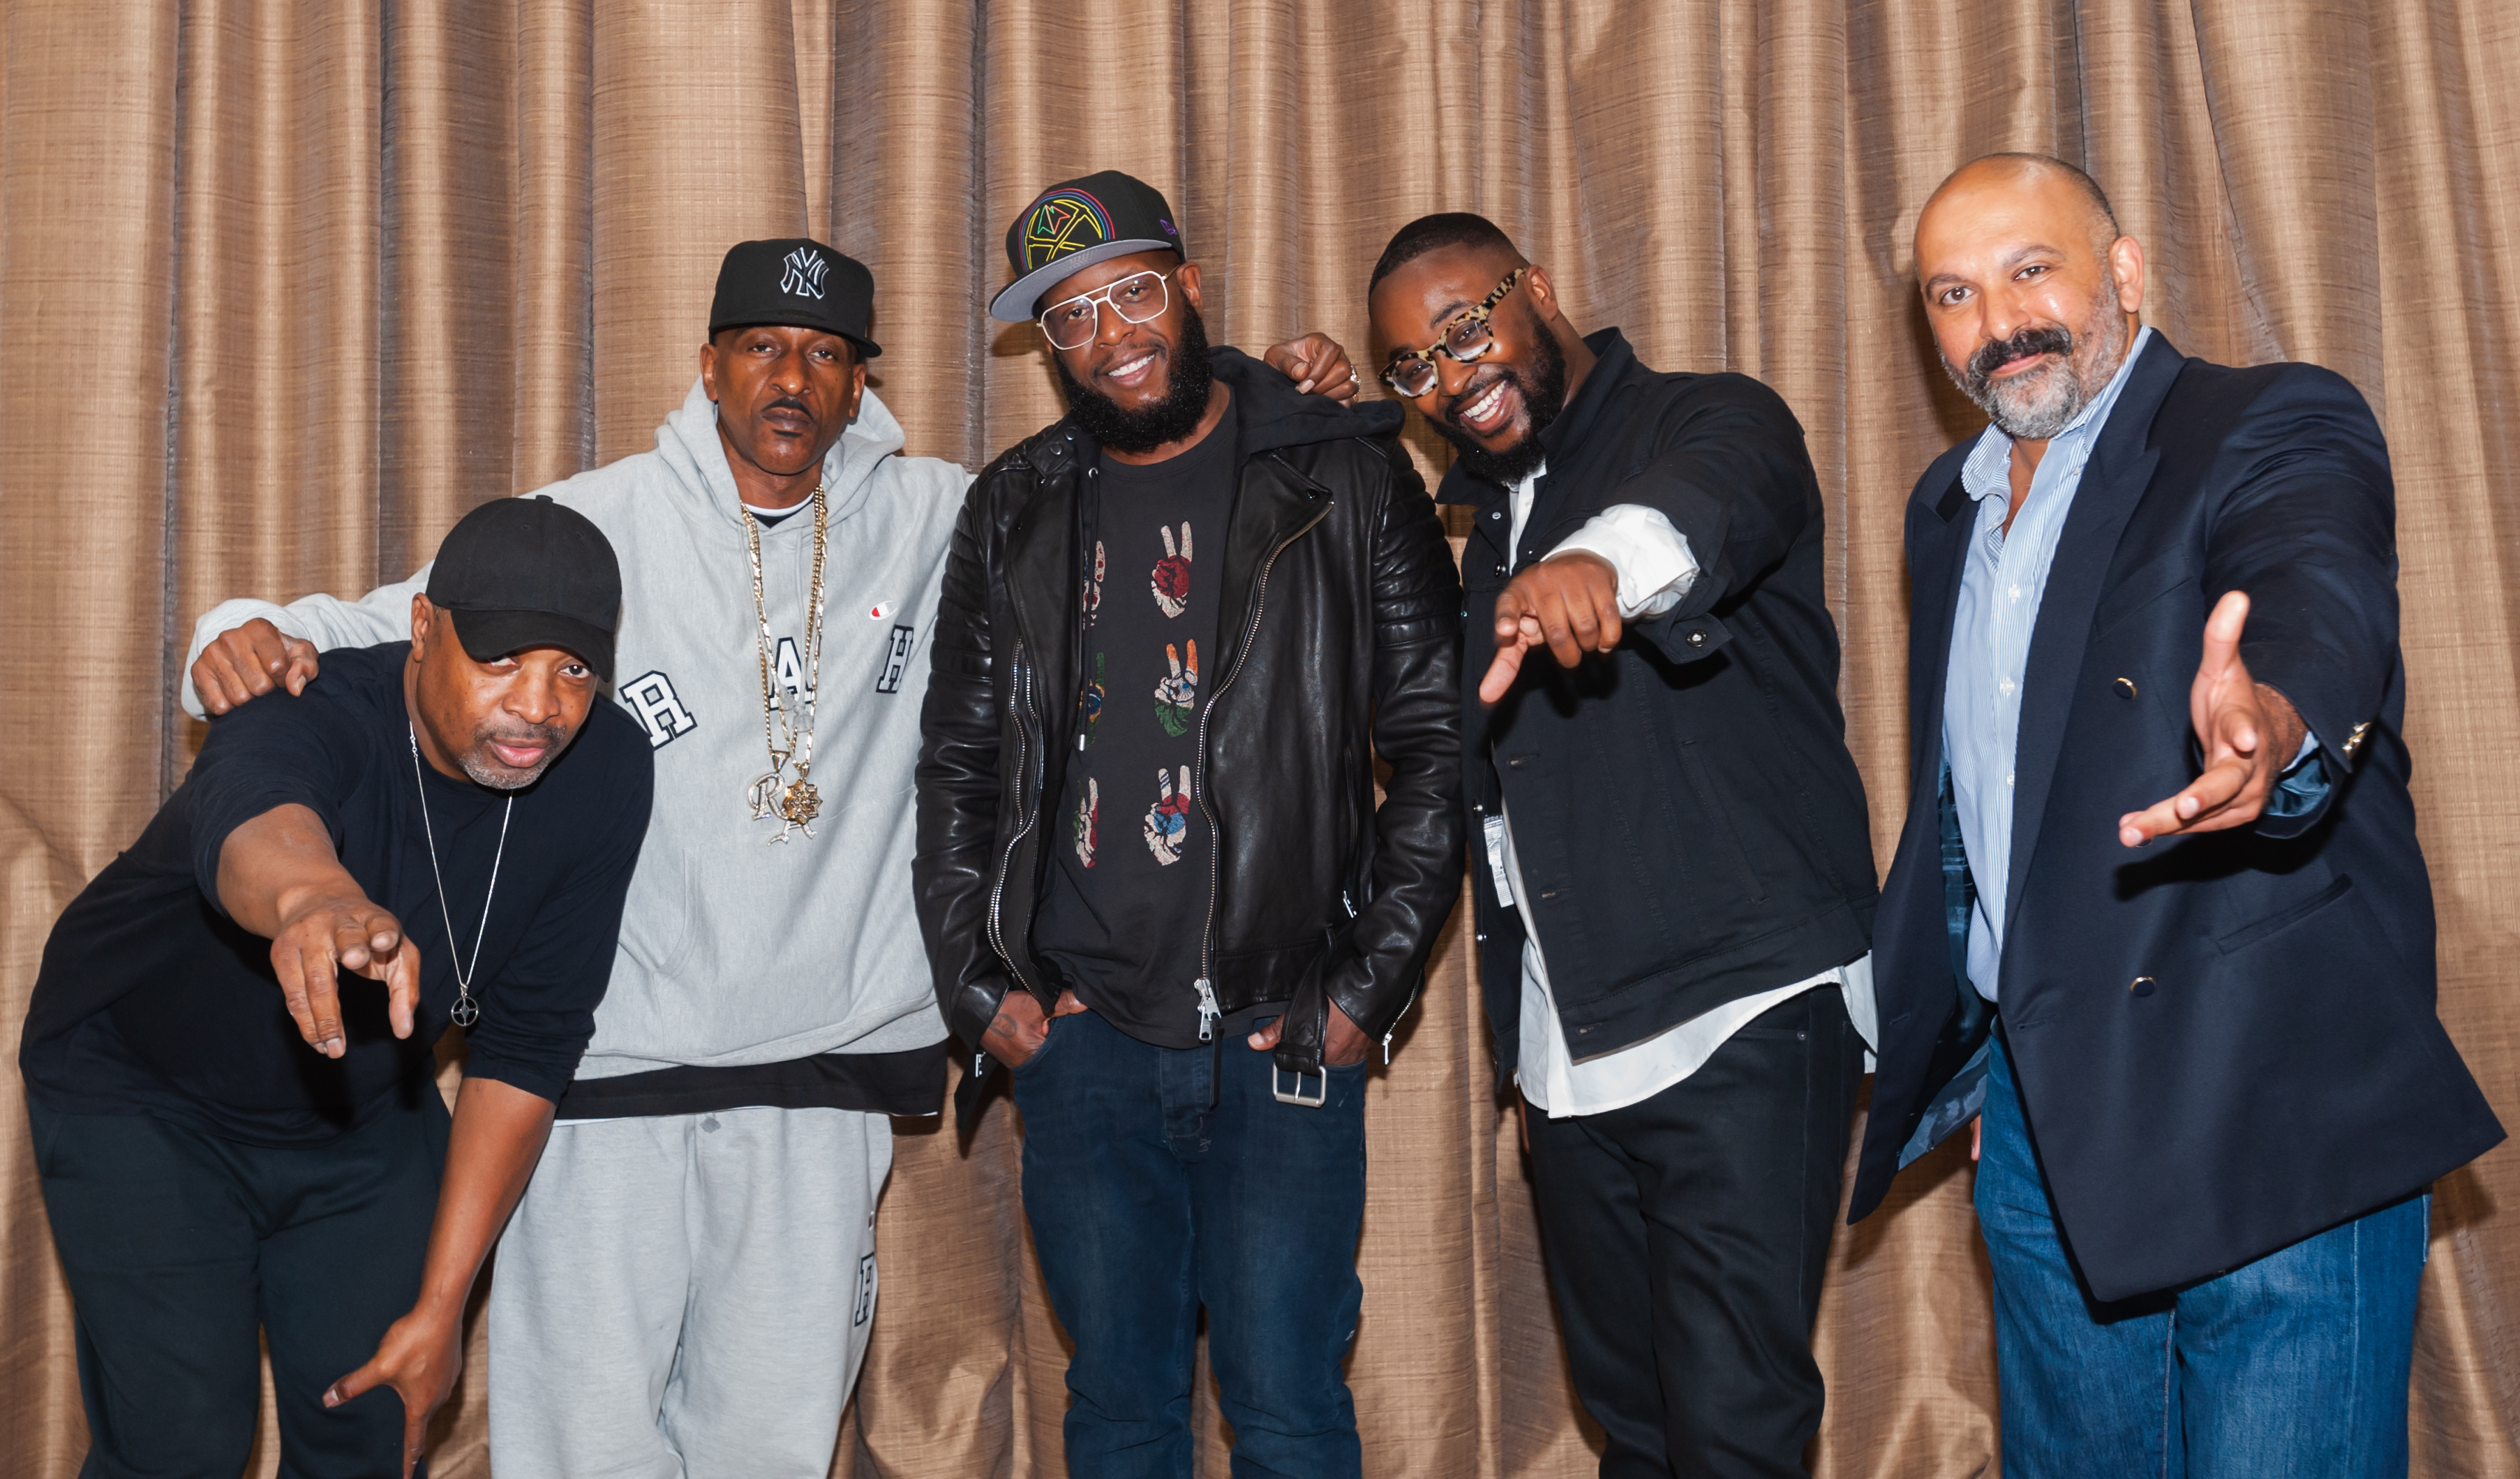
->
[1999,677,2015,695]
[1686,630,1707,648]
[2008,584,2023,600]
[2006,771,2015,787]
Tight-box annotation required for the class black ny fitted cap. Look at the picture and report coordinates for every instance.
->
[425,496,622,681]
[990,171,1185,322]
[709,237,882,358]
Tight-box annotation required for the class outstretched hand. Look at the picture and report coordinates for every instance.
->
[1479,551,1623,704]
[270,890,421,1057]
[1262,333,1359,404]
[322,1305,461,1479]
[2117,590,2307,847]
[193,617,320,715]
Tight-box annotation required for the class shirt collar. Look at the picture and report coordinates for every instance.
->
[1960,324,2155,506]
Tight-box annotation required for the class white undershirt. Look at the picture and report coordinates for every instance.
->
[1496,464,1877,1117]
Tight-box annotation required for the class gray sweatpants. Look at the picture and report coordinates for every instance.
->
[486,1106,893,1478]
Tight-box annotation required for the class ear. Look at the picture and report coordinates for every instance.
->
[1523,264,1566,327]
[2108,235,2147,317]
[699,336,724,403]
[1175,260,1203,314]
[408,593,434,657]
[842,354,868,422]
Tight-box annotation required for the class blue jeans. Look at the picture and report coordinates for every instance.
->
[1008,1006,1367,1479]
[1976,1032,2427,1479]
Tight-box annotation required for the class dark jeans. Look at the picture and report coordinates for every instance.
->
[1976,1032,2428,1478]
[1008,1006,1368,1479]
[1524,986,1864,1479]
[29,1090,449,1479]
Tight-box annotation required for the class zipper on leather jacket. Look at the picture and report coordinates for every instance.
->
[1191,494,1334,1040]
[985,632,1047,1009]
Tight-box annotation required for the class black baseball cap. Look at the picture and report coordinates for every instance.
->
[990,171,1186,322]
[709,237,882,359]
[425,496,623,682]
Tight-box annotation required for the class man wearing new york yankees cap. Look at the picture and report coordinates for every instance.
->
[181,236,1364,1476]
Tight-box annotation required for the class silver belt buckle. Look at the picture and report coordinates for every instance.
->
[1272,1065,1327,1108]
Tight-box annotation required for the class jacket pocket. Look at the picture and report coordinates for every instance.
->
[2215,873,2354,955]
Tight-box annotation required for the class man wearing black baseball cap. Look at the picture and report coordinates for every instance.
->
[24,498,653,1478]
[175,230,1361,1474]
[918,172,1460,1476]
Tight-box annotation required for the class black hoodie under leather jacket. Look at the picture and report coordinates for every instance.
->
[914,348,1463,1124]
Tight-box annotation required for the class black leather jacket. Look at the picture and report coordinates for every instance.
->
[914,349,1463,1123]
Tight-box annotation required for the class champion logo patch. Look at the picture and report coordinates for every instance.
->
[868,600,893,620]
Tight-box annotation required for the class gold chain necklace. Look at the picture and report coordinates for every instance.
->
[742,484,828,842]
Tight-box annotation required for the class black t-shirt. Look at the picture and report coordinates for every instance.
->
[20,643,654,1146]
[1031,417,1249,1048]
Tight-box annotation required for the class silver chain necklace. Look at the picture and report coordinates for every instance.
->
[409,725,514,1029]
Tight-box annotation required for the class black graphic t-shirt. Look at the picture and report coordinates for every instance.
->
[1032,414,1242,1049]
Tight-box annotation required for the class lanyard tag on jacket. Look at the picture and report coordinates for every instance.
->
[1481,814,1514,907]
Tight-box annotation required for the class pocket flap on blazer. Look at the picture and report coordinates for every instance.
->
[2214,873,2355,956]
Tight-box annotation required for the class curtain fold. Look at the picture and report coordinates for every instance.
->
[2,3,2514,1476]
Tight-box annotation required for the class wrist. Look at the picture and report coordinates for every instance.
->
[405,1286,469,1328]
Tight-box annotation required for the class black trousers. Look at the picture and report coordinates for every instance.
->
[1524,985,1863,1479]
[29,1090,448,1479]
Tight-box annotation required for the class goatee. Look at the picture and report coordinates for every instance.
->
[1940,277,2129,442]
[1056,309,1217,454]
[1426,302,1569,487]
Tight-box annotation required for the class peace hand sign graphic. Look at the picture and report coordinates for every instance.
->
[1073,776,1099,868]
[1144,765,1193,865]
[1151,522,1193,618]
[1154,639,1199,736]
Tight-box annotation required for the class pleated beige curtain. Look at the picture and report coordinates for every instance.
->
[3,1,2516,1475]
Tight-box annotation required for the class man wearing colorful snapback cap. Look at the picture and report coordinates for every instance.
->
[917,171,1462,1477]
[25,498,652,1478]
[179,233,1364,1476]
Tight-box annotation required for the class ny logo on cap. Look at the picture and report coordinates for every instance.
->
[1023,190,1113,271]
[781,248,828,299]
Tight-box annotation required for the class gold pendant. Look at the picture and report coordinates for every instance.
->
[780,776,822,828]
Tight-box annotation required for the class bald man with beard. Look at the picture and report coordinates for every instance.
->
[1849,154,2501,1478]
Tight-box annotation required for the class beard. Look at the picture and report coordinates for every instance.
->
[1943,277,2131,441]
[1424,302,1569,486]
[1054,308,1216,454]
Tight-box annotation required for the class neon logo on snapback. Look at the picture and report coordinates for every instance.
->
[780,247,828,299]
[1023,189,1114,272]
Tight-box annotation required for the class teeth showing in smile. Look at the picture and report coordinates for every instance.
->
[1461,380,1508,426]
[1108,352,1157,380]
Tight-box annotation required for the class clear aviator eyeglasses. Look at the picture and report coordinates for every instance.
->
[1380,265,1527,399]
[1037,268,1177,351]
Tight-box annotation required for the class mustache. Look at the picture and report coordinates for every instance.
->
[478,719,567,750]
[765,395,812,416]
[1965,325,2075,396]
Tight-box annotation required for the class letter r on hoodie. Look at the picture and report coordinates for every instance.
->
[620,671,697,749]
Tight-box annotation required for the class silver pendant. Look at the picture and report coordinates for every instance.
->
[449,993,479,1028]
[745,771,820,843]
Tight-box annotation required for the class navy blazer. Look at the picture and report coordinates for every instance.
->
[1849,333,2503,1302]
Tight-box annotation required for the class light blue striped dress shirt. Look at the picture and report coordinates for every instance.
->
[1943,327,2156,1002]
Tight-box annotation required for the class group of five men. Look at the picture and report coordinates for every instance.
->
[24,151,2499,1479]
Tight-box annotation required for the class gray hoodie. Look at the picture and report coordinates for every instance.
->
[183,381,971,1079]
